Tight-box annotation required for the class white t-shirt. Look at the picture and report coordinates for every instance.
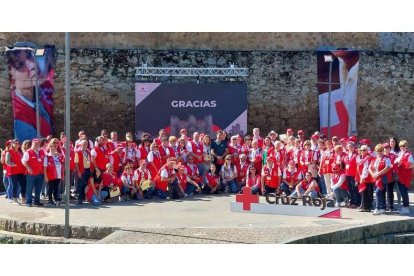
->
[160,168,175,179]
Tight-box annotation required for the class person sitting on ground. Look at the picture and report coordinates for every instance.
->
[85,168,108,205]
[154,157,182,199]
[177,165,201,197]
[204,163,220,194]
[261,157,282,196]
[101,163,121,202]
[220,154,238,193]
[242,165,261,195]
[120,164,138,201]
[290,171,320,199]
[132,159,153,199]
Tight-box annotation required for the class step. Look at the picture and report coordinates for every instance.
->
[0,230,97,244]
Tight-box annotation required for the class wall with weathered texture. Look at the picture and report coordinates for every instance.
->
[1,48,413,147]
[0,33,413,147]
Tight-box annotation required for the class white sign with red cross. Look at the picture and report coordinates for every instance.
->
[231,187,341,219]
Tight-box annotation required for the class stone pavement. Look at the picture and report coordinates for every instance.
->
[0,193,413,243]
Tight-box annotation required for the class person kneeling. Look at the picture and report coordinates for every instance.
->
[177,165,201,197]
[330,164,349,207]
[290,171,320,199]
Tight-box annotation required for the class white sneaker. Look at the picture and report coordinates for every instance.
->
[339,202,347,207]
[398,207,410,215]
[335,202,340,207]
[372,209,382,215]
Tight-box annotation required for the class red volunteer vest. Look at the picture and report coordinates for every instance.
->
[112,151,124,175]
[369,156,389,189]
[385,153,397,182]
[284,168,301,184]
[134,169,151,184]
[154,164,175,192]
[206,172,220,187]
[262,164,281,188]
[177,172,188,190]
[138,145,149,161]
[236,162,249,182]
[159,146,170,165]
[344,151,358,177]
[398,151,413,188]
[9,149,26,175]
[45,154,65,181]
[102,171,120,188]
[191,141,204,164]
[246,174,260,188]
[185,163,201,183]
[300,179,320,193]
[320,150,335,174]
[331,173,349,191]
[299,150,314,174]
[75,149,92,175]
[26,149,44,175]
[148,151,162,178]
[94,146,110,171]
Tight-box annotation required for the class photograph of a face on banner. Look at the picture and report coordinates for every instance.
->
[6,46,55,141]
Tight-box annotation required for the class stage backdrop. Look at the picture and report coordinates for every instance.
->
[317,50,359,138]
[135,83,247,138]
[6,45,55,141]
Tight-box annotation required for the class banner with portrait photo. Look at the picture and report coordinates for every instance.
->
[6,44,55,141]
[317,50,359,138]
[135,83,247,138]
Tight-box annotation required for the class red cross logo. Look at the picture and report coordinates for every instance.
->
[235,187,259,211]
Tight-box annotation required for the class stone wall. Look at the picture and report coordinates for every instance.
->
[1,32,414,52]
[1,47,413,147]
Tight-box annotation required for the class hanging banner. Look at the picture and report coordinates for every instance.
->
[135,83,247,138]
[6,44,55,141]
[317,50,359,138]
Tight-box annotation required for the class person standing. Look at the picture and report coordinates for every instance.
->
[355,145,374,212]
[1,140,12,202]
[395,140,413,214]
[44,141,65,206]
[211,130,228,173]
[369,144,391,215]
[343,141,360,208]
[261,157,282,196]
[21,139,45,207]
[74,140,92,204]
[91,136,110,172]
[5,139,26,205]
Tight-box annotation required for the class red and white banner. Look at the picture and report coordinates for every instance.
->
[317,50,359,138]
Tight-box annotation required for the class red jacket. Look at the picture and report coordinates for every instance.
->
[44,154,65,181]
[154,164,175,192]
[25,149,45,175]
[190,141,204,164]
[93,146,110,171]
[344,151,358,177]
[9,149,26,175]
[397,151,413,188]
[75,149,92,175]
[262,164,281,188]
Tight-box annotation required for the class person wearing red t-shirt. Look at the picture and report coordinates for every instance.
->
[154,157,181,199]
[91,136,110,172]
[235,154,249,190]
[355,145,375,212]
[84,168,108,205]
[383,143,398,211]
[330,164,349,207]
[176,165,201,197]
[133,159,154,199]
[5,139,26,204]
[120,164,139,201]
[203,164,220,194]
[159,137,171,166]
[147,143,162,179]
[290,171,320,199]
[1,140,12,201]
[44,141,65,206]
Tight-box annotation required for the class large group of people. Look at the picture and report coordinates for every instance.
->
[0,127,413,216]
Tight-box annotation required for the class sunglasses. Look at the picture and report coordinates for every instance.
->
[400,145,406,148]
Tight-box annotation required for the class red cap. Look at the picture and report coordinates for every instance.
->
[179,165,186,170]
[32,138,40,143]
[116,145,124,150]
[298,130,304,135]
[139,159,147,165]
[5,140,12,147]
[286,128,293,134]
[348,136,358,143]
[311,134,320,139]
[266,157,275,162]
[359,138,371,145]
[180,128,187,134]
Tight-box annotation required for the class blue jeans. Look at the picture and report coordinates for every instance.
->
[375,176,388,210]
[318,176,327,195]
[9,174,25,199]
[26,174,44,205]
[398,182,410,208]
[185,183,196,195]
[91,191,108,205]
[280,182,293,196]
[154,189,168,199]
[290,188,318,199]
[197,163,205,178]
[78,168,91,202]
[347,176,360,206]
[143,187,154,199]
[6,175,13,199]
[3,174,10,197]
[222,179,237,193]
[333,187,349,204]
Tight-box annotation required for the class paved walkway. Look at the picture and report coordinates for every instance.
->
[0,193,413,243]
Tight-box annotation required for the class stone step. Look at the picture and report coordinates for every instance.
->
[0,217,117,240]
[0,230,96,244]
[366,232,414,244]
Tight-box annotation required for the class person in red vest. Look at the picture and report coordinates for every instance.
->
[120,164,138,201]
[261,157,282,196]
[176,165,201,197]
[203,163,220,194]
[185,155,202,189]
[106,131,119,152]
[74,140,92,204]
[187,132,205,176]
[154,157,182,199]
[123,138,140,168]
[297,130,306,147]
[138,137,151,161]
[59,137,75,198]
[101,163,121,202]
[369,144,392,215]
[249,140,262,173]
[344,141,360,208]
[110,145,125,177]
[44,141,65,206]
[242,165,261,195]
[159,137,171,166]
[330,164,349,207]
[220,155,238,193]
[147,143,162,179]
[154,129,167,146]
[290,171,320,199]
[1,140,12,201]
[91,136,110,172]
[383,143,398,211]
[5,139,26,205]
[21,138,45,207]
[355,145,375,212]
[299,140,317,177]
[319,140,335,198]
[395,140,413,214]
[269,141,286,170]
[280,159,302,196]
[235,154,249,190]
[133,159,154,199]
[252,128,263,149]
